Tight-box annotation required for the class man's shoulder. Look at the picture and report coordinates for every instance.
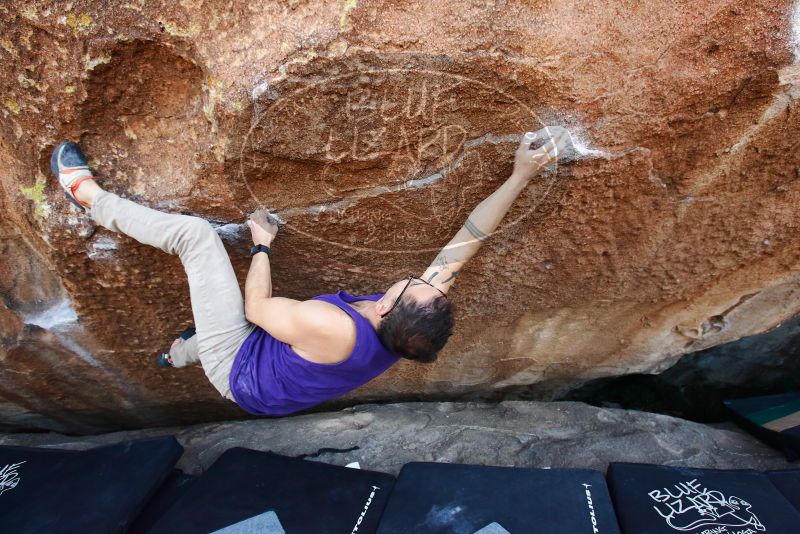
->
[291,299,356,363]
[295,299,355,333]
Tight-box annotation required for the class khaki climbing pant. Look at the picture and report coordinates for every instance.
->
[91,191,254,401]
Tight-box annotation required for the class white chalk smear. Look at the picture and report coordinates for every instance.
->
[403,172,443,189]
[278,170,445,220]
[92,237,118,250]
[424,503,469,530]
[24,298,105,368]
[468,127,608,160]
[792,1,800,61]
[87,236,119,260]
[251,81,274,102]
[542,124,609,160]
[24,298,78,330]
[531,110,612,160]
[52,331,103,368]
[463,133,520,148]
[567,130,608,159]
[213,222,245,241]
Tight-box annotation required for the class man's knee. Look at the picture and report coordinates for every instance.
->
[175,216,217,252]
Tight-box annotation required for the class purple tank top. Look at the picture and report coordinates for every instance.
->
[229,290,401,416]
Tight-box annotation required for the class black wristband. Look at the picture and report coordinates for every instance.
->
[249,244,271,257]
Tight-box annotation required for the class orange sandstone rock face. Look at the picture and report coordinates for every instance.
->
[1,0,800,432]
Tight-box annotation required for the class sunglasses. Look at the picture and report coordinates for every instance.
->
[380,274,447,318]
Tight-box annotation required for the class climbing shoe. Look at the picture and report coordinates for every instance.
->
[50,141,94,210]
[156,326,196,368]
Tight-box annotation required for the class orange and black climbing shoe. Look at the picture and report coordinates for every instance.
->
[50,141,94,211]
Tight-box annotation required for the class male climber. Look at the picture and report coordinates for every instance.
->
[50,127,569,416]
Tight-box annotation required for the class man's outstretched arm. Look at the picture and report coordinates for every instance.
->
[421,128,570,294]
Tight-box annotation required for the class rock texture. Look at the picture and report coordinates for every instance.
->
[2,1,800,431]
[0,402,792,476]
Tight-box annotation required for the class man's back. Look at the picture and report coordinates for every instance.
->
[229,291,401,416]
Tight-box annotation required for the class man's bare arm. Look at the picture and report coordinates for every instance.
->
[421,128,571,294]
[242,210,300,342]
[244,209,278,316]
[243,210,347,356]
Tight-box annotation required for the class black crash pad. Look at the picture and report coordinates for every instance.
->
[149,448,395,534]
[375,462,620,534]
[0,436,182,534]
[724,392,800,461]
[607,462,800,534]
[766,468,800,514]
[129,469,197,534]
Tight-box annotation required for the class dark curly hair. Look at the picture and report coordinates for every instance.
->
[377,294,455,362]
